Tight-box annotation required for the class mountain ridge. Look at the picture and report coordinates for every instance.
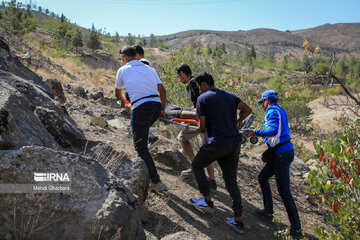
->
[156,23,360,52]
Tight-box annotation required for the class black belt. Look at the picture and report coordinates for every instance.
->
[131,94,159,105]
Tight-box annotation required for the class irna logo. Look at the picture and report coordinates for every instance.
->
[34,172,70,182]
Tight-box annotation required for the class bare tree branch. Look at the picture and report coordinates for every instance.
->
[328,52,360,106]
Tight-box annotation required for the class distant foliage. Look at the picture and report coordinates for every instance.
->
[85,23,101,51]
[149,33,156,47]
[268,74,314,132]
[114,31,120,43]
[55,13,72,42]
[71,28,83,51]
[126,33,135,45]
[0,0,37,35]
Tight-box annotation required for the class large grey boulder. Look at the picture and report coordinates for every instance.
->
[88,143,150,220]
[153,149,191,171]
[0,70,85,150]
[45,78,66,103]
[0,146,146,240]
[290,156,310,176]
[0,37,50,93]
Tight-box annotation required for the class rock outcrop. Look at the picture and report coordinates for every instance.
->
[87,143,150,220]
[0,37,50,93]
[0,70,85,149]
[0,146,145,240]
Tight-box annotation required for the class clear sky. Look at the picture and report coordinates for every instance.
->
[21,0,360,36]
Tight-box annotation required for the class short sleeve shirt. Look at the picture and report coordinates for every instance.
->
[186,77,200,108]
[196,88,242,146]
[115,60,162,109]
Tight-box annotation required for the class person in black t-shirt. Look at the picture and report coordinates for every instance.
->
[175,64,216,190]
[190,71,252,234]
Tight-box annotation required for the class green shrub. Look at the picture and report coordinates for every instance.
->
[308,117,360,240]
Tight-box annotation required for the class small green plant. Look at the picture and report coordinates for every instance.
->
[293,141,313,162]
[307,116,360,240]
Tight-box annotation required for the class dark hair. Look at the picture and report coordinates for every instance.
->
[119,46,136,57]
[195,71,214,87]
[134,45,144,56]
[176,63,192,76]
[269,98,278,104]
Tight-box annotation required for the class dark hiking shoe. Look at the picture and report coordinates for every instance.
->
[286,226,303,239]
[225,218,244,234]
[254,209,274,222]
[190,198,214,214]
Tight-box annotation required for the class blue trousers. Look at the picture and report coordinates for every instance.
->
[258,149,301,230]
[130,101,161,184]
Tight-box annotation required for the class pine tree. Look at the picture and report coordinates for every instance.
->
[126,33,135,45]
[86,23,101,51]
[25,4,31,18]
[72,28,83,52]
[149,33,156,47]
[250,45,256,59]
[114,31,120,43]
[56,13,71,41]
[4,0,24,34]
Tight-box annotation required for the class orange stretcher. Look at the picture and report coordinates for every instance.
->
[169,118,199,127]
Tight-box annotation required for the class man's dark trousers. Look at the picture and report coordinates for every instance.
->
[258,149,301,230]
[130,101,161,184]
[192,140,243,217]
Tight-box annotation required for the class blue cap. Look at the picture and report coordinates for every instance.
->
[257,90,279,104]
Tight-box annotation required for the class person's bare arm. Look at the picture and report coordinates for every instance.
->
[115,88,126,108]
[237,101,252,124]
[198,116,207,133]
[157,83,167,118]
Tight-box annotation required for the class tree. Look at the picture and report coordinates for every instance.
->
[302,53,312,73]
[250,45,256,59]
[149,33,156,47]
[56,13,72,41]
[114,31,120,43]
[71,28,83,52]
[2,0,29,35]
[25,4,31,17]
[38,6,42,12]
[44,8,49,14]
[86,23,101,51]
[338,59,349,79]
[126,33,135,45]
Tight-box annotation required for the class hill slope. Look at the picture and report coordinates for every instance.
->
[158,23,360,52]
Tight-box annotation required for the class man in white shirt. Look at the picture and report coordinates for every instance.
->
[115,46,167,192]
[134,45,161,151]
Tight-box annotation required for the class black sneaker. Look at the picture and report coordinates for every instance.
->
[286,226,303,239]
[148,136,161,151]
[254,209,274,222]
[208,179,217,191]
[190,198,214,214]
[225,218,244,234]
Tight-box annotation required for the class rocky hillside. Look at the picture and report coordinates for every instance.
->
[157,23,360,53]
[0,31,338,240]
